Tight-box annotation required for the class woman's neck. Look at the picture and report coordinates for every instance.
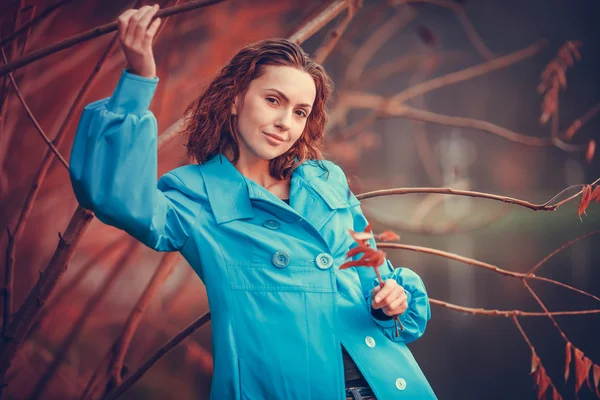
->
[225,150,279,189]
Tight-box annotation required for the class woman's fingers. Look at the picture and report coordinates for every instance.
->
[117,9,137,44]
[385,294,408,315]
[142,17,162,48]
[124,5,153,47]
[134,5,160,47]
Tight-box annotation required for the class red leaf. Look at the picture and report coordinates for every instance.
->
[586,139,596,163]
[531,352,540,374]
[574,348,592,393]
[584,357,594,391]
[374,230,400,242]
[593,364,600,397]
[551,387,562,400]
[591,186,600,203]
[578,185,592,219]
[531,359,551,400]
[564,342,572,382]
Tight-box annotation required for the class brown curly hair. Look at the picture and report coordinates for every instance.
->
[182,38,335,179]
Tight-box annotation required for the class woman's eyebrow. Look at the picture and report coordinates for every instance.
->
[266,88,312,109]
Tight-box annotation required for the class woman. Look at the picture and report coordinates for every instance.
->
[69,4,437,400]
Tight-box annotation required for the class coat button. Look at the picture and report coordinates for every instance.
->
[263,220,280,230]
[395,378,407,391]
[272,251,290,268]
[315,253,333,270]
[365,336,376,348]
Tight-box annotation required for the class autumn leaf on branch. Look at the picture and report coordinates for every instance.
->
[538,40,582,125]
[565,342,572,382]
[577,184,595,220]
[531,352,552,400]
[374,230,400,242]
[573,347,594,394]
[340,224,404,337]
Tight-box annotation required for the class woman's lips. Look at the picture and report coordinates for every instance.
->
[263,132,284,144]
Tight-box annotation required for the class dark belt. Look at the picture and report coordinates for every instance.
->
[345,386,376,400]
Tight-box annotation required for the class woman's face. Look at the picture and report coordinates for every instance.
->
[232,65,317,162]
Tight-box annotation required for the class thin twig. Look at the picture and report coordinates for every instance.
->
[314,2,358,64]
[378,241,600,303]
[521,280,569,343]
[358,187,561,211]
[0,48,69,169]
[104,311,212,400]
[527,229,600,276]
[0,0,226,76]
[511,315,562,399]
[430,299,600,317]
[344,8,416,83]
[563,102,600,140]
[0,0,73,49]
[391,40,545,104]
[288,0,347,46]
[390,0,495,60]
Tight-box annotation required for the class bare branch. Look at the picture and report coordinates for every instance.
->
[430,299,600,317]
[378,242,600,303]
[314,3,358,64]
[288,0,348,46]
[0,48,69,170]
[390,0,494,59]
[391,40,545,104]
[0,0,226,77]
[0,0,73,49]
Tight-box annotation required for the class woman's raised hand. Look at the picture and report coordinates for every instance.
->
[117,4,162,79]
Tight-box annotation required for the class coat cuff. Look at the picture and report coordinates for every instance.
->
[107,68,159,116]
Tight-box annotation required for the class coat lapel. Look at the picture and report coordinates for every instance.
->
[198,155,359,233]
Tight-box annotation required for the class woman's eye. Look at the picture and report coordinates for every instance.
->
[266,97,278,105]
[296,110,307,118]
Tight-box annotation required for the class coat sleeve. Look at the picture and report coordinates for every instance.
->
[330,162,431,343]
[69,69,200,252]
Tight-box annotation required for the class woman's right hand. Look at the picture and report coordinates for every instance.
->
[117,4,162,79]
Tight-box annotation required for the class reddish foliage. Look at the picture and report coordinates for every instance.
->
[374,230,400,242]
[564,342,572,382]
[531,353,551,400]
[573,347,593,393]
[578,185,593,219]
[340,224,403,336]
[586,139,596,163]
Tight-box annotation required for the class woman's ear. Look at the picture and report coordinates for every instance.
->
[231,95,239,116]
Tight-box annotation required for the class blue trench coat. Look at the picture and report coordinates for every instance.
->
[69,69,438,400]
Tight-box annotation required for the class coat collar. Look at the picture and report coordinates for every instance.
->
[197,154,359,226]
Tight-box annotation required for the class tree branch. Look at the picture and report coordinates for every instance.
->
[0,0,226,77]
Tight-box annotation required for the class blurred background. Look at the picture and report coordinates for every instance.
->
[1,0,599,399]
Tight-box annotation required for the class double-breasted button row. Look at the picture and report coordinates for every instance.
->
[270,251,335,270]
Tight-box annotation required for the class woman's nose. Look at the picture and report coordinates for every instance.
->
[275,110,292,131]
